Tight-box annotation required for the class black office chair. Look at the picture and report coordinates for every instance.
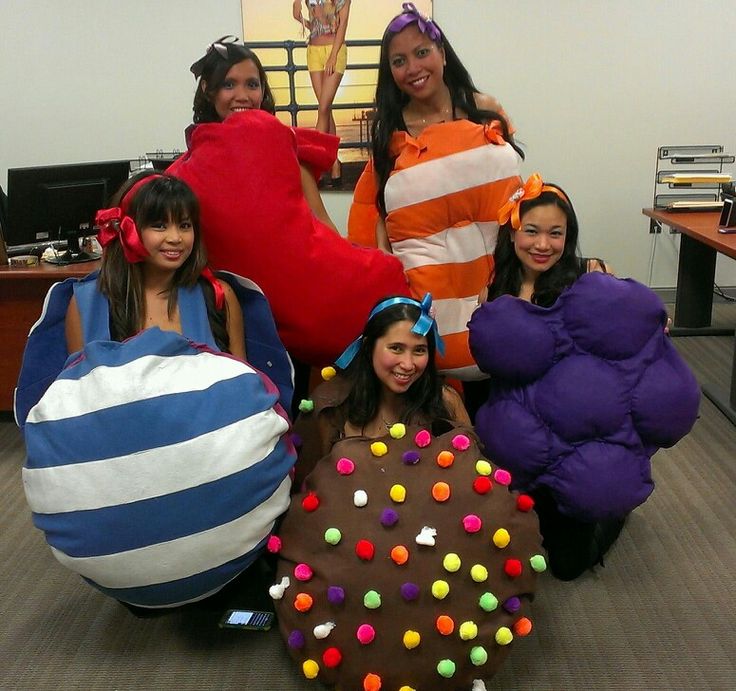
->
[0,184,7,237]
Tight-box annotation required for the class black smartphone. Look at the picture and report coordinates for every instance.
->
[218,608,275,631]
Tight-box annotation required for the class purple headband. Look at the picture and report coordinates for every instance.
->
[387,3,442,42]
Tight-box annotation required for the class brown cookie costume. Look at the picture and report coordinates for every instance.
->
[271,421,545,689]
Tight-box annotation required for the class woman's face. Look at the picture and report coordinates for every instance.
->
[513,203,568,280]
[210,59,264,120]
[387,24,446,102]
[371,319,430,396]
[140,215,195,276]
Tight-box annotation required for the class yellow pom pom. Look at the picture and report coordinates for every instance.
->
[470,564,488,582]
[390,484,407,502]
[493,528,511,548]
[389,422,406,439]
[399,686,417,691]
[495,627,513,646]
[459,621,478,641]
[302,659,320,679]
[475,459,492,476]
[371,441,388,457]
[403,630,421,649]
[431,580,450,599]
[442,553,461,572]
[321,366,337,381]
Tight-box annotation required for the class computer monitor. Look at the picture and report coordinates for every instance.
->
[6,160,131,264]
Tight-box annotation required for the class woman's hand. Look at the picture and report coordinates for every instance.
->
[324,51,338,76]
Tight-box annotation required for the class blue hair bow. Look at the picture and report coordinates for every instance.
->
[334,293,445,370]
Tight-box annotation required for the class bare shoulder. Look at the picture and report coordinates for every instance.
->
[442,385,472,426]
[587,258,615,276]
[473,92,503,113]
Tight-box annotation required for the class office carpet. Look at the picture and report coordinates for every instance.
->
[1,305,734,690]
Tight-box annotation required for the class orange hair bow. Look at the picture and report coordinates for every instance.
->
[498,172,569,230]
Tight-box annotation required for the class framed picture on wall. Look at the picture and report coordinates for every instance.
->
[241,0,432,189]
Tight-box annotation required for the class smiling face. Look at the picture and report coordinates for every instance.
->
[513,203,568,280]
[371,319,430,397]
[210,59,264,120]
[140,216,195,277]
[387,24,446,102]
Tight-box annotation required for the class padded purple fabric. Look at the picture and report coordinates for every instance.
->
[468,272,700,521]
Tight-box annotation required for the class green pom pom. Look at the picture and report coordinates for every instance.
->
[324,528,342,545]
[530,554,547,572]
[470,646,488,666]
[363,590,382,609]
[479,592,498,612]
[436,659,456,678]
[298,399,314,413]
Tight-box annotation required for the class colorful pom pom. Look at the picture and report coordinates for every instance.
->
[354,489,368,507]
[298,399,314,413]
[470,564,488,583]
[437,659,456,678]
[400,582,420,601]
[415,526,437,546]
[436,450,455,468]
[302,492,320,512]
[503,596,521,614]
[459,621,479,641]
[513,617,533,637]
[414,429,431,447]
[390,545,409,565]
[363,590,382,609]
[473,476,492,494]
[475,459,492,476]
[389,484,407,503]
[432,481,451,502]
[517,494,535,512]
[463,514,482,533]
[269,575,290,600]
[479,592,499,612]
[399,687,417,691]
[321,366,336,381]
[288,629,305,649]
[294,563,313,582]
[380,508,399,527]
[495,626,513,646]
[371,441,388,457]
[403,630,421,649]
[294,593,313,612]
[493,528,511,548]
[356,624,375,644]
[336,457,355,475]
[324,528,342,545]
[442,553,461,572]
[389,423,406,439]
[266,534,282,553]
[436,615,455,635]
[356,539,375,561]
[451,433,471,450]
[504,558,523,578]
[493,468,512,486]
[322,647,342,668]
[470,646,488,666]
[530,554,548,572]
[401,450,420,465]
[313,621,336,639]
[431,580,450,599]
[363,673,382,691]
[302,659,319,679]
[327,585,345,605]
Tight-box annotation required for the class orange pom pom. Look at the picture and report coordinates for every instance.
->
[435,614,455,635]
[390,545,409,565]
[436,450,455,468]
[294,592,314,612]
[513,617,533,637]
[431,482,451,502]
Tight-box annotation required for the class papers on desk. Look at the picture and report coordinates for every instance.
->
[665,200,724,211]
[661,173,733,184]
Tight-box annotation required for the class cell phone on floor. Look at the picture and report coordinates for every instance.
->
[218,608,274,631]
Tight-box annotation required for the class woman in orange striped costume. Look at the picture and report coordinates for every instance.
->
[348,4,523,410]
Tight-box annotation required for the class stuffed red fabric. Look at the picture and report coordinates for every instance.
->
[169,110,409,365]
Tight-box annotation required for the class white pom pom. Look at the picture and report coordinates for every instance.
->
[268,575,290,600]
[313,621,336,639]
[415,526,437,546]
[353,489,368,507]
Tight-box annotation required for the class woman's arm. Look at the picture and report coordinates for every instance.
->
[587,258,614,275]
[292,0,310,27]
[325,0,351,75]
[300,164,339,232]
[375,216,393,253]
[64,295,84,355]
[443,385,472,427]
[221,280,247,360]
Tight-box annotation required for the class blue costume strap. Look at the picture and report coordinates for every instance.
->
[334,293,445,370]
[72,272,111,343]
[178,283,218,349]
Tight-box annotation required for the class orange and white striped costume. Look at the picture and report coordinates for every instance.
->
[348,119,522,379]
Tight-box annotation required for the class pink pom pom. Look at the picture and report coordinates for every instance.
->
[356,624,375,644]
[336,457,355,475]
[462,514,482,533]
[294,563,313,581]
[451,434,471,451]
[414,429,432,448]
[494,468,512,486]
[267,535,282,553]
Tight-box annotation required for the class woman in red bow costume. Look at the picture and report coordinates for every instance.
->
[347,4,524,416]
[64,172,245,359]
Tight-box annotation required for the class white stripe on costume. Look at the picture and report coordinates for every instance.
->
[49,476,292,588]
[23,408,288,514]
[433,296,483,337]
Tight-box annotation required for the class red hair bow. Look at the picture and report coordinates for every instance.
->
[95,207,150,263]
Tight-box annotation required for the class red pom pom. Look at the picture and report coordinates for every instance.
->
[516,494,535,512]
[302,492,320,512]
[473,476,492,494]
[322,647,342,668]
[356,539,375,561]
[504,558,523,578]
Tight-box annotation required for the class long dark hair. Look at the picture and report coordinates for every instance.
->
[97,172,230,350]
[192,42,275,123]
[371,11,524,216]
[341,300,450,427]
[487,186,584,308]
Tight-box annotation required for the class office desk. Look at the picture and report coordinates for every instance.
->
[0,261,99,412]
[642,208,736,423]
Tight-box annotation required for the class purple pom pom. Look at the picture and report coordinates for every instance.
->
[327,585,345,605]
[400,582,420,601]
[288,629,305,649]
[503,596,521,613]
[402,450,421,465]
[381,508,399,527]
